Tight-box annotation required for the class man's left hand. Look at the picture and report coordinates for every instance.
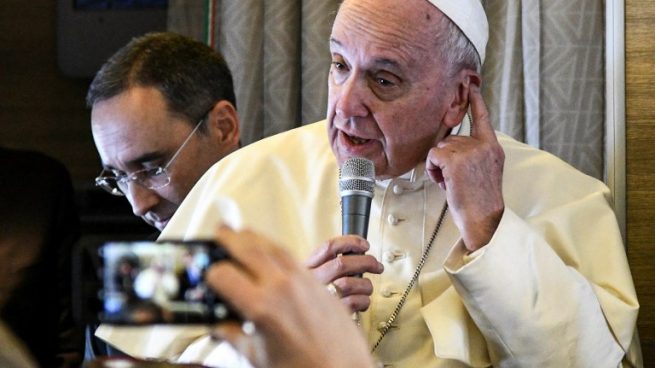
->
[426,84,505,252]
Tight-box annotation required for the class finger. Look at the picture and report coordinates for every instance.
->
[311,254,383,283]
[332,276,374,298]
[210,322,263,366]
[206,261,260,318]
[215,225,294,279]
[210,321,243,342]
[425,148,446,190]
[468,84,496,141]
[341,294,373,313]
[426,147,447,190]
[304,235,370,268]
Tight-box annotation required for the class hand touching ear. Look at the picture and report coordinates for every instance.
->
[426,85,505,251]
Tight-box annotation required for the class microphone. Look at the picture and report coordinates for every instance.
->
[339,157,375,238]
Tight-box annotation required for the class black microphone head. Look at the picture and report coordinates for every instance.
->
[339,157,375,198]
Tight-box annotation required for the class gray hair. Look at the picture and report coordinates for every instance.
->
[439,15,482,76]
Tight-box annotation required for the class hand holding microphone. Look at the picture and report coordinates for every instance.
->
[305,157,383,313]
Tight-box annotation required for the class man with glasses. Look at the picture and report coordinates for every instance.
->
[84,32,241,361]
[89,32,240,232]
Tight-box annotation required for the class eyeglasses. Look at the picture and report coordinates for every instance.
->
[94,115,207,196]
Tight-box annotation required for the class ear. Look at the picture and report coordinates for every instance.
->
[206,100,240,151]
[442,70,482,128]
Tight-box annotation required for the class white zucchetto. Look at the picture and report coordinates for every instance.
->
[425,0,489,64]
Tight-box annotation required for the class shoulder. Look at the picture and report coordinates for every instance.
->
[204,120,333,184]
[497,133,613,212]
[498,133,601,183]
[162,121,337,241]
[233,121,328,159]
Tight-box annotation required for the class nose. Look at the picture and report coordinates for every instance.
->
[334,76,369,120]
[124,182,160,218]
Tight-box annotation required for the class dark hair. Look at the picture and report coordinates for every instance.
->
[86,32,236,129]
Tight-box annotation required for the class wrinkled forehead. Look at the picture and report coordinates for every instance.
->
[332,0,444,61]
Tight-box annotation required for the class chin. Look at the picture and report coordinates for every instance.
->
[141,216,161,231]
[155,219,170,231]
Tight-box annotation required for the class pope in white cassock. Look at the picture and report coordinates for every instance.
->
[96,0,642,366]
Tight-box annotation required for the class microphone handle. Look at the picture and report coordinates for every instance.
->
[341,195,372,277]
[341,195,372,238]
[342,214,370,238]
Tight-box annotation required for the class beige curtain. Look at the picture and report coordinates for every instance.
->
[169,0,606,180]
[482,0,605,179]
[168,0,340,145]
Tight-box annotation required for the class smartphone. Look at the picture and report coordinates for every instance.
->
[75,239,239,325]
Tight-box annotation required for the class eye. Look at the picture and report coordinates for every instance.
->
[144,167,165,178]
[330,57,350,85]
[332,61,346,71]
[110,169,127,179]
[369,72,404,101]
[376,78,394,87]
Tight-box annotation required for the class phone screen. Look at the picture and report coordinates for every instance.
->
[99,240,234,325]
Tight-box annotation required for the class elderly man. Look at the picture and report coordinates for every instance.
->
[98,0,641,367]
[89,32,241,232]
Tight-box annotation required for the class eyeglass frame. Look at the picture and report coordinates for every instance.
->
[94,110,210,196]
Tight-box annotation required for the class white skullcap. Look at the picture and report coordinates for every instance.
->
[425,0,489,64]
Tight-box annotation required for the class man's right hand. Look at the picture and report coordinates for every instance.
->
[304,235,384,312]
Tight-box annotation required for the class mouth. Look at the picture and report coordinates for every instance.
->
[335,129,380,160]
[347,134,371,145]
[342,130,373,145]
[143,214,170,231]
[155,218,170,231]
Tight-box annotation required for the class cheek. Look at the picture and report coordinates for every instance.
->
[159,184,187,208]
[325,89,340,150]
[160,169,192,204]
[326,84,338,116]
[380,110,437,161]
[377,108,413,145]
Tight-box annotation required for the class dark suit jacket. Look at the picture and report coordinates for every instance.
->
[0,148,82,367]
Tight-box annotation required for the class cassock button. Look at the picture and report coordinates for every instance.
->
[377,321,389,332]
[383,251,395,263]
[392,184,404,195]
[381,287,394,297]
[387,214,400,225]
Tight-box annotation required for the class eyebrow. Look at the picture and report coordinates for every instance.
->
[372,57,402,71]
[330,37,403,72]
[103,151,165,172]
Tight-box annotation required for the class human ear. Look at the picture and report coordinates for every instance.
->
[207,100,240,149]
[442,70,482,128]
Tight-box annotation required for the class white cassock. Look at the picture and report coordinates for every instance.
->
[97,116,642,367]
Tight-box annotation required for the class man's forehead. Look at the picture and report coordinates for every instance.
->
[336,0,441,40]
[332,0,440,65]
[96,134,163,172]
[336,0,488,65]
[92,109,172,170]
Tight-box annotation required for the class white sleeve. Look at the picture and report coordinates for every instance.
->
[444,204,639,367]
